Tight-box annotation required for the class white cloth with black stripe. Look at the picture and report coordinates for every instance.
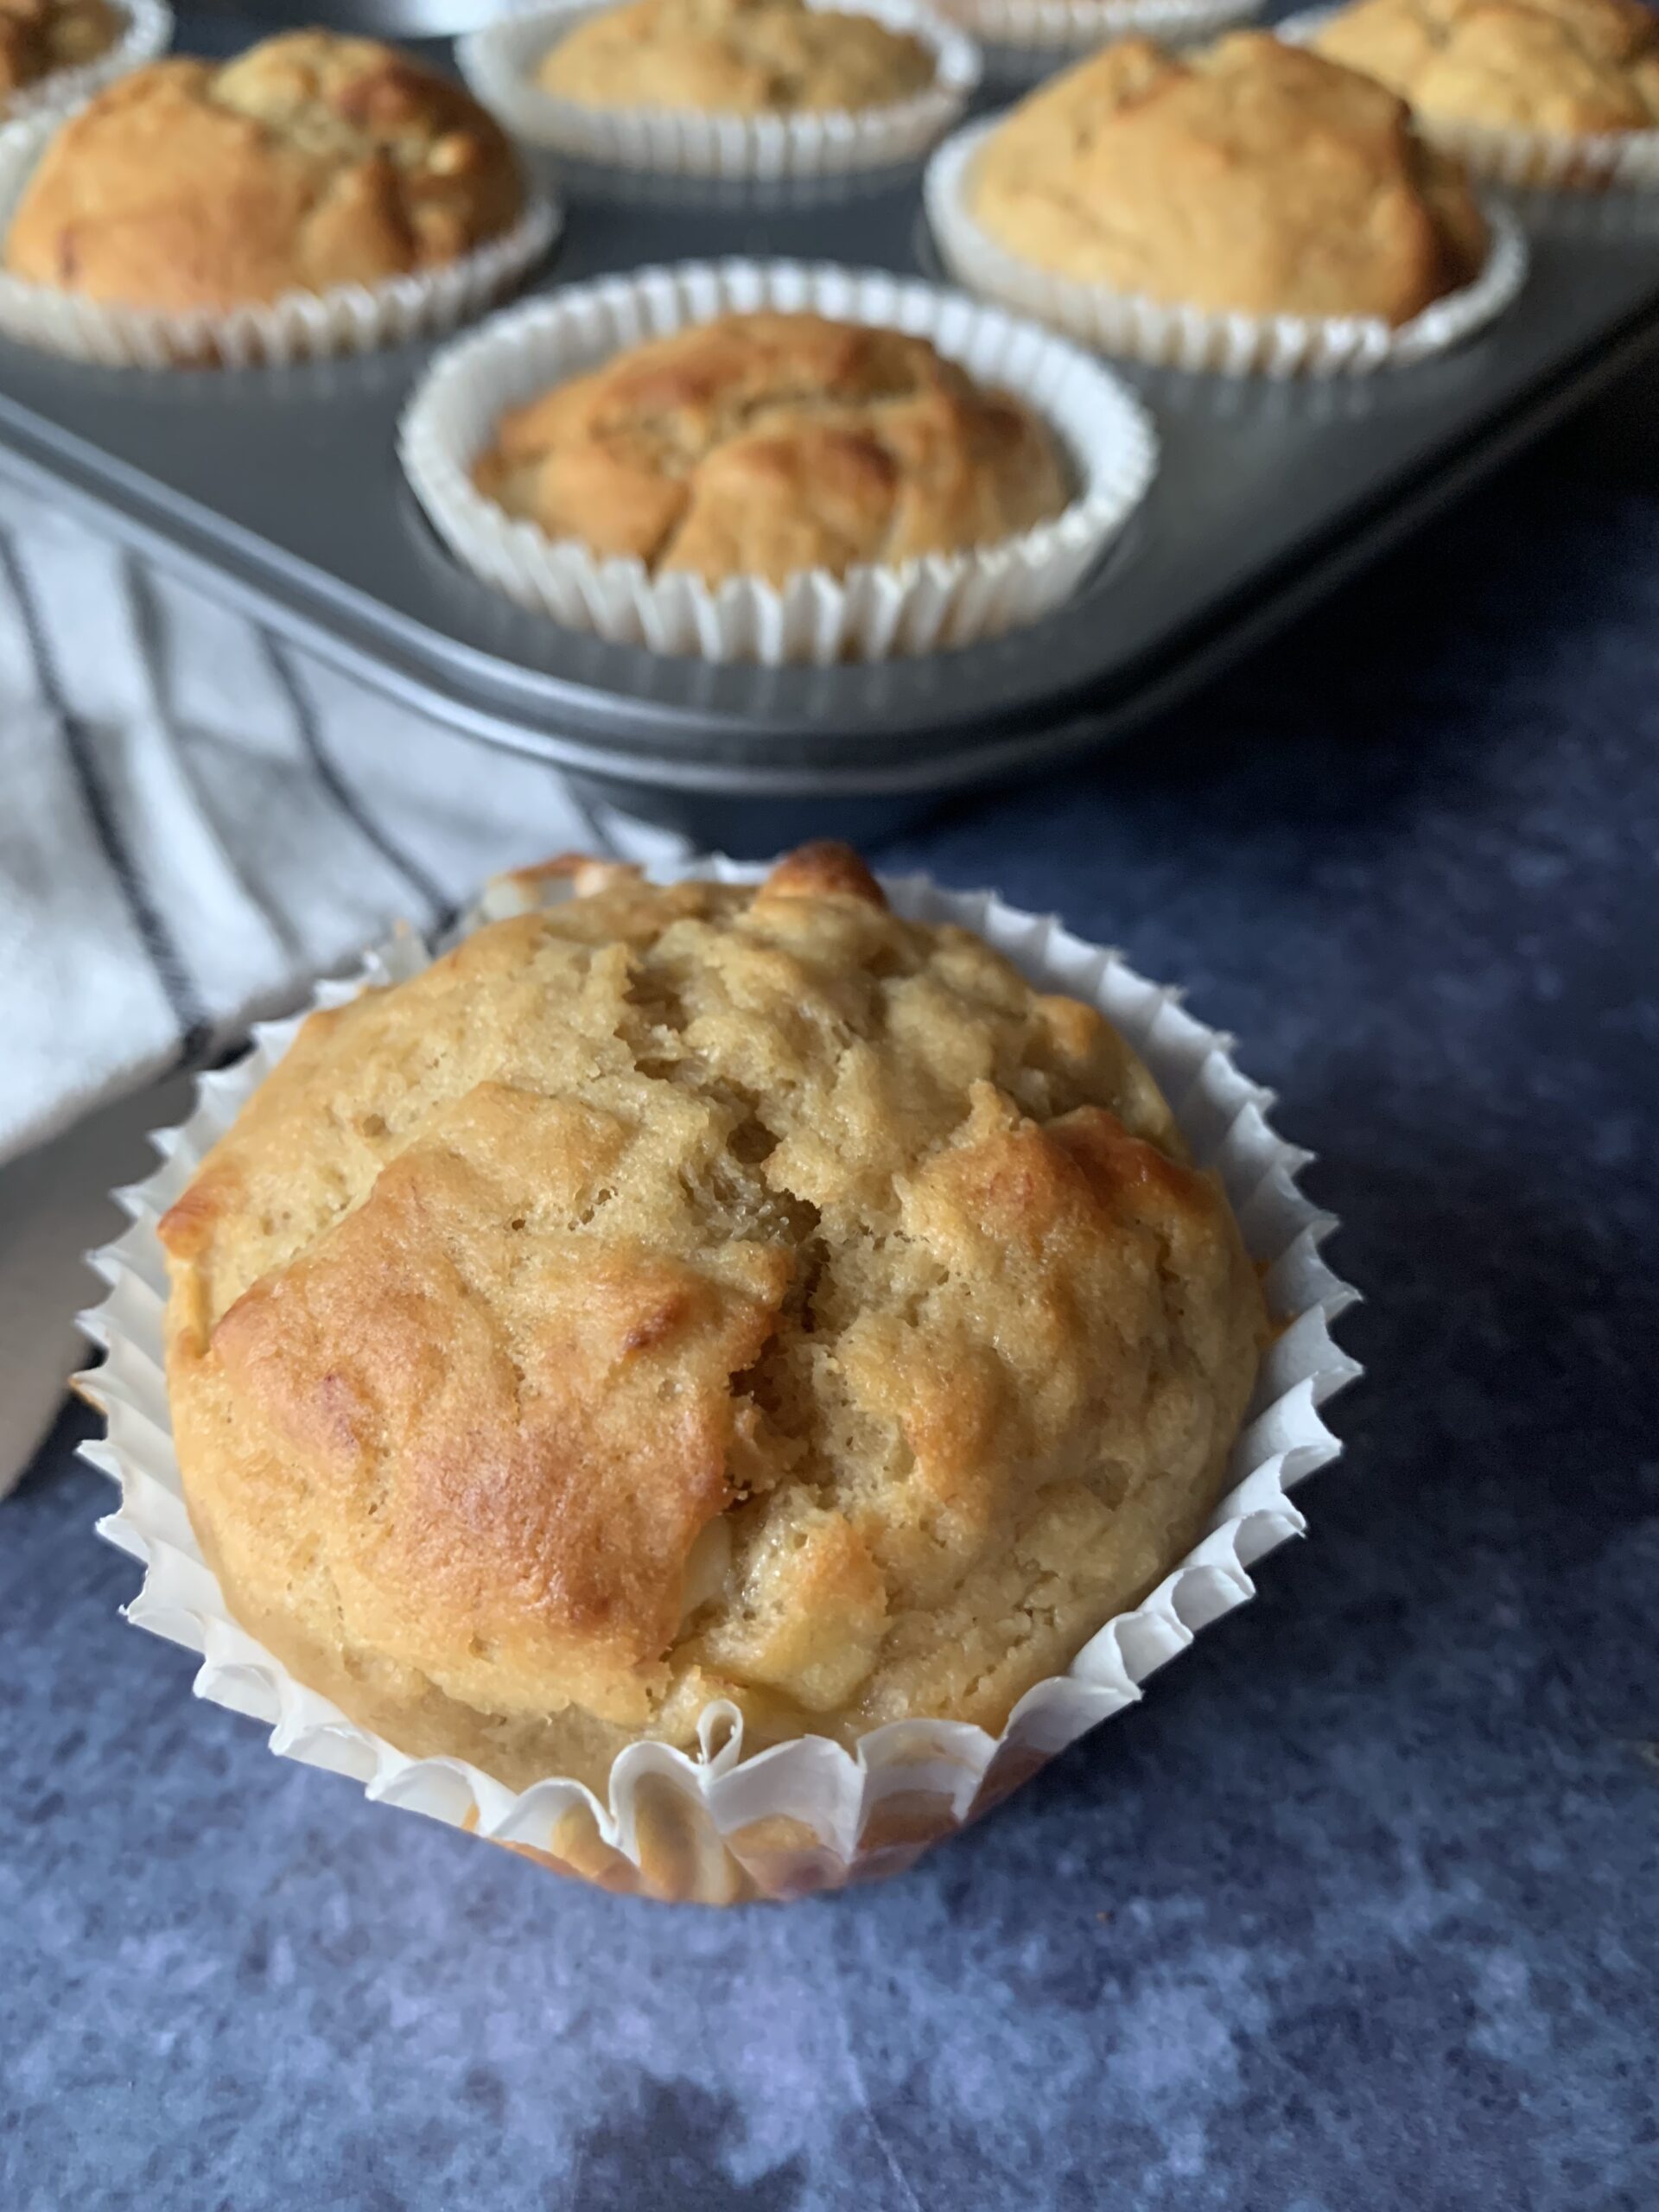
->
[0,478,685,1165]
[0,477,684,1489]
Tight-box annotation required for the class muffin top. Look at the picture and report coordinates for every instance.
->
[160,847,1268,1792]
[971,31,1490,323]
[1312,0,1659,137]
[535,0,938,116]
[3,31,524,311]
[0,0,119,98]
[473,309,1071,586]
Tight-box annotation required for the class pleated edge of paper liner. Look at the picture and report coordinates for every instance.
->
[0,96,561,368]
[925,115,1529,377]
[0,0,172,130]
[458,0,980,179]
[1276,7,1659,193]
[944,0,1255,67]
[396,257,1159,664]
[76,860,1361,1897]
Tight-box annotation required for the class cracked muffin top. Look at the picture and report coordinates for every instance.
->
[160,844,1268,1793]
[0,0,119,99]
[1311,0,1659,137]
[3,30,524,311]
[535,0,938,116]
[471,310,1070,587]
[970,31,1490,322]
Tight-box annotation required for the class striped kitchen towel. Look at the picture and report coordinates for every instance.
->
[0,474,684,1170]
[0,474,692,1493]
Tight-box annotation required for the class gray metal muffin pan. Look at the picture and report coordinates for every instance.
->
[1,26,1657,845]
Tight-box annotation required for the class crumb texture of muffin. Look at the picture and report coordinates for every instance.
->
[970,31,1490,323]
[471,310,1071,587]
[536,0,938,115]
[160,846,1269,1794]
[3,30,524,310]
[0,0,118,95]
[1312,0,1659,137]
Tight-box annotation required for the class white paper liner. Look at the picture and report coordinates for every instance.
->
[398,259,1157,664]
[939,0,1254,75]
[1276,8,1659,192]
[459,0,979,179]
[0,0,170,127]
[925,116,1529,376]
[0,99,561,368]
[78,861,1361,1903]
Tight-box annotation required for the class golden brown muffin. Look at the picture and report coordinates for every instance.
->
[0,0,119,97]
[3,31,524,312]
[970,31,1490,323]
[1311,0,1659,137]
[536,0,937,115]
[159,846,1269,1794]
[472,311,1070,586]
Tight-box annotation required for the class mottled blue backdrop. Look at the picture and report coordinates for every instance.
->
[3,385,1656,2210]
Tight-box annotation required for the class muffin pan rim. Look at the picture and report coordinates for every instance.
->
[0,17,1657,812]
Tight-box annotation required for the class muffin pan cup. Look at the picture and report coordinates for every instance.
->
[78,861,1358,1905]
[3,22,1659,842]
[0,98,563,368]
[925,114,1531,377]
[0,0,172,127]
[397,258,1159,664]
[458,0,981,179]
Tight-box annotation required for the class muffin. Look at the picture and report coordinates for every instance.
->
[471,308,1071,587]
[536,0,938,114]
[403,264,1155,659]
[967,31,1490,323]
[0,0,118,97]
[1310,0,1659,141]
[157,846,1270,1797]
[3,30,524,312]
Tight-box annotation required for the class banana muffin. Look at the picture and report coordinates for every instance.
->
[0,0,118,98]
[1311,0,1659,138]
[4,30,524,311]
[471,310,1071,586]
[970,31,1490,322]
[159,845,1270,1794]
[536,0,938,115]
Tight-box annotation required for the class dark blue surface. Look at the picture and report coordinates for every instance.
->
[3,392,1657,2212]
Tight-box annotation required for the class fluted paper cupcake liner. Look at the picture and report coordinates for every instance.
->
[925,116,1529,376]
[459,0,979,178]
[398,258,1158,663]
[940,0,1255,83]
[1276,9,1659,192]
[0,101,560,368]
[0,0,170,126]
[78,860,1360,1904]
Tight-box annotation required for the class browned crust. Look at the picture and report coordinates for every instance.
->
[159,844,1269,1791]
[1313,0,1659,138]
[4,31,524,312]
[469,310,1071,588]
[0,0,118,97]
[972,32,1490,323]
[535,0,937,118]
[756,841,887,906]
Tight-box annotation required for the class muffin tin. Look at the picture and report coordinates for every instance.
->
[0,16,1657,847]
